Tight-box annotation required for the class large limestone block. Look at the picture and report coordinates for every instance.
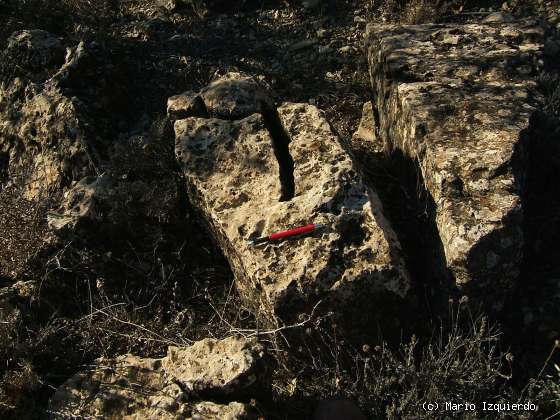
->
[366,20,545,301]
[48,336,261,419]
[175,102,410,325]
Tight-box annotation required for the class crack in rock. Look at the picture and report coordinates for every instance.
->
[173,74,412,328]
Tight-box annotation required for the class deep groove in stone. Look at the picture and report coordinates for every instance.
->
[350,144,453,317]
[262,107,295,202]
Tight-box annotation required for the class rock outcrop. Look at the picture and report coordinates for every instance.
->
[0,31,96,201]
[365,19,545,307]
[174,73,411,329]
[48,336,262,419]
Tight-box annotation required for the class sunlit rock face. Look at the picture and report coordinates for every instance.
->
[172,73,412,332]
[366,19,545,309]
[48,336,263,419]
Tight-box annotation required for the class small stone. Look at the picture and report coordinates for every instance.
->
[200,72,274,120]
[517,64,533,75]
[49,337,264,419]
[191,401,253,420]
[290,39,318,51]
[483,12,515,23]
[442,35,460,45]
[316,28,328,38]
[352,101,378,146]
[167,91,208,120]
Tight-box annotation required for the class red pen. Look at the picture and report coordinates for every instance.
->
[248,223,325,246]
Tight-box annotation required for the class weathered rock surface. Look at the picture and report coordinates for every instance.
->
[47,175,114,232]
[351,101,378,147]
[47,130,181,239]
[2,30,64,79]
[191,401,253,420]
[175,97,411,326]
[0,31,96,201]
[162,336,265,394]
[366,20,545,303]
[167,91,208,121]
[0,80,92,200]
[48,336,261,419]
[168,72,273,121]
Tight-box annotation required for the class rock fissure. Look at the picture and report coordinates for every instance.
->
[174,76,413,327]
[261,108,296,202]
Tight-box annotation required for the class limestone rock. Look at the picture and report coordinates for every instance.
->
[48,355,185,420]
[48,336,261,419]
[0,79,92,200]
[200,72,274,119]
[167,91,208,121]
[48,131,181,236]
[175,100,411,326]
[0,37,103,201]
[162,336,265,394]
[191,401,253,420]
[47,175,114,232]
[169,72,274,121]
[483,12,515,23]
[365,20,544,305]
[2,30,64,78]
[351,101,378,147]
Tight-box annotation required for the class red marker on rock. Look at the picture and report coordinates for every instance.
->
[248,223,325,246]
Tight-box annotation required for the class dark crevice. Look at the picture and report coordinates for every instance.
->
[351,145,453,320]
[261,107,295,202]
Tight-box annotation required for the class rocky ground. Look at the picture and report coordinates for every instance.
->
[0,0,559,419]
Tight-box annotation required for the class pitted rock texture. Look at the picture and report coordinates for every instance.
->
[191,401,253,420]
[0,33,96,201]
[0,80,92,200]
[48,336,261,419]
[167,72,273,121]
[48,355,187,420]
[162,336,265,394]
[167,90,208,121]
[175,100,411,325]
[366,20,545,303]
